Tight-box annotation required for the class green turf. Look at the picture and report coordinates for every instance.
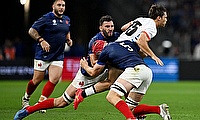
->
[0,80,200,120]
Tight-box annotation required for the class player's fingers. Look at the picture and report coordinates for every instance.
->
[158,60,164,66]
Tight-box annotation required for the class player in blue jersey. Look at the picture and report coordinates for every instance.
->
[79,4,172,120]
[21,0,73,113]
[14,15,123,120]
[73,15,123,110]
[80,40,171,120]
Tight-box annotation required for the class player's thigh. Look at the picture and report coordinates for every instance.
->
[107,66,123,83]
[32,70,45,84]
[48,65,63,83]
[65,83,77,98]
[72,68,108,89]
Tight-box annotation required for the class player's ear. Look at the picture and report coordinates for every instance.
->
[99,26,102,31]
[157,16,161,21]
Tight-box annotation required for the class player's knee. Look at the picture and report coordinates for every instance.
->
[110,81,127,97]
[62,91,74,105]
[106,92,112,103]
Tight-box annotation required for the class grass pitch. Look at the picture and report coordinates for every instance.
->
[0,80,200,120]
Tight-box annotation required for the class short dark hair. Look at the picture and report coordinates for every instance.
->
[54,0,65,4]
[148,4,167,19]
[99,15,113,26]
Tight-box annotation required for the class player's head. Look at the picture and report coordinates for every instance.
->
[99,15,114,38]
[92,40,107,56]
[148,4,167,27]
[52,0,65,17]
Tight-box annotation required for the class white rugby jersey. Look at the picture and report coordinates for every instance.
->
[116,17,157,42]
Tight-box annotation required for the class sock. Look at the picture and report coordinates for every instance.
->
[125,96,139,108]
[26,80,38,96]
[27,98,55,114]
[41,81,56,98]
[24,92,30,99]
[115,100,135,119]
[133,104,160,116]
[84,86,96,97]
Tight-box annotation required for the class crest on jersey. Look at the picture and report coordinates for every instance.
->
[65,20,69,24]
[52,19,57,25]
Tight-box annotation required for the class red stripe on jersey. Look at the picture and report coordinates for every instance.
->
[142,31,150,41]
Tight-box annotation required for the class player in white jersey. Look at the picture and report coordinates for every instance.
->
[116,3,167,67]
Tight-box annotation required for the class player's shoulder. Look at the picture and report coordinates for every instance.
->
[136,17,154,23]
[90,32,104,41]
[42,12,53,18]
[62,15,70,21]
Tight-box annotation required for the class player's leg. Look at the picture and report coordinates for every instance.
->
[38,61,63,102]
[38,61,63,113]
[22,70,45,108]
[14,83,75,120]
[22,59,48,108]
[85,66,123,94]
[127,65,171,120]
[106,78,136,120]
[74,67,123,109]
[107,65,152,119]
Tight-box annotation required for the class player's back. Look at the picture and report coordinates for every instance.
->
[98,40,147,70]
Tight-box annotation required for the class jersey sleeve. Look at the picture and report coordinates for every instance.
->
[142,19,157,41]
[31,16,47,33]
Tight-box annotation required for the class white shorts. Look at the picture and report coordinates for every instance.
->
[118,65,152,94]
[71,68,108,89]
[34,59,63,71]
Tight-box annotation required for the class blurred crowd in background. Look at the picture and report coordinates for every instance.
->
[1,0,200,61]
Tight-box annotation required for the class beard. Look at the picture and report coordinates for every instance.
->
[102,30,113,38]
[54,9,63,17]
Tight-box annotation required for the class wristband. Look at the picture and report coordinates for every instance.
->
[39,39,44,43]
[37,37,42,42]
[37,37,44,43]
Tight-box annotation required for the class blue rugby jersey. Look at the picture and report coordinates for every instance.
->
[88,32,120,54]
[81,32,120,77]
[97,40,147,70]
[32,12,70,61]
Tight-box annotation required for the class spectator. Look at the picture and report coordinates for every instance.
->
[3,38,16,60]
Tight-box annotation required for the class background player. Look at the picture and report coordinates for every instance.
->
[21,0,73,113]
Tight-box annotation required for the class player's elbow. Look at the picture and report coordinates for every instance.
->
[89,72,99,77]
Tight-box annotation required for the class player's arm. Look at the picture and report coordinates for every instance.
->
[138,49,148,58]
[121,21,133,31]
[28,28,43,42]
[66,32,73,46]
[80,57,105,77]
[28,28,50,52]
[89,53,98,67]
[136,32,164,66]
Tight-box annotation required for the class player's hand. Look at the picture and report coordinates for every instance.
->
[40,40,50,52]
[80,57,88,68]
[151,56,164,66]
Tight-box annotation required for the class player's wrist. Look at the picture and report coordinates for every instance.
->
[37,37,44,43]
